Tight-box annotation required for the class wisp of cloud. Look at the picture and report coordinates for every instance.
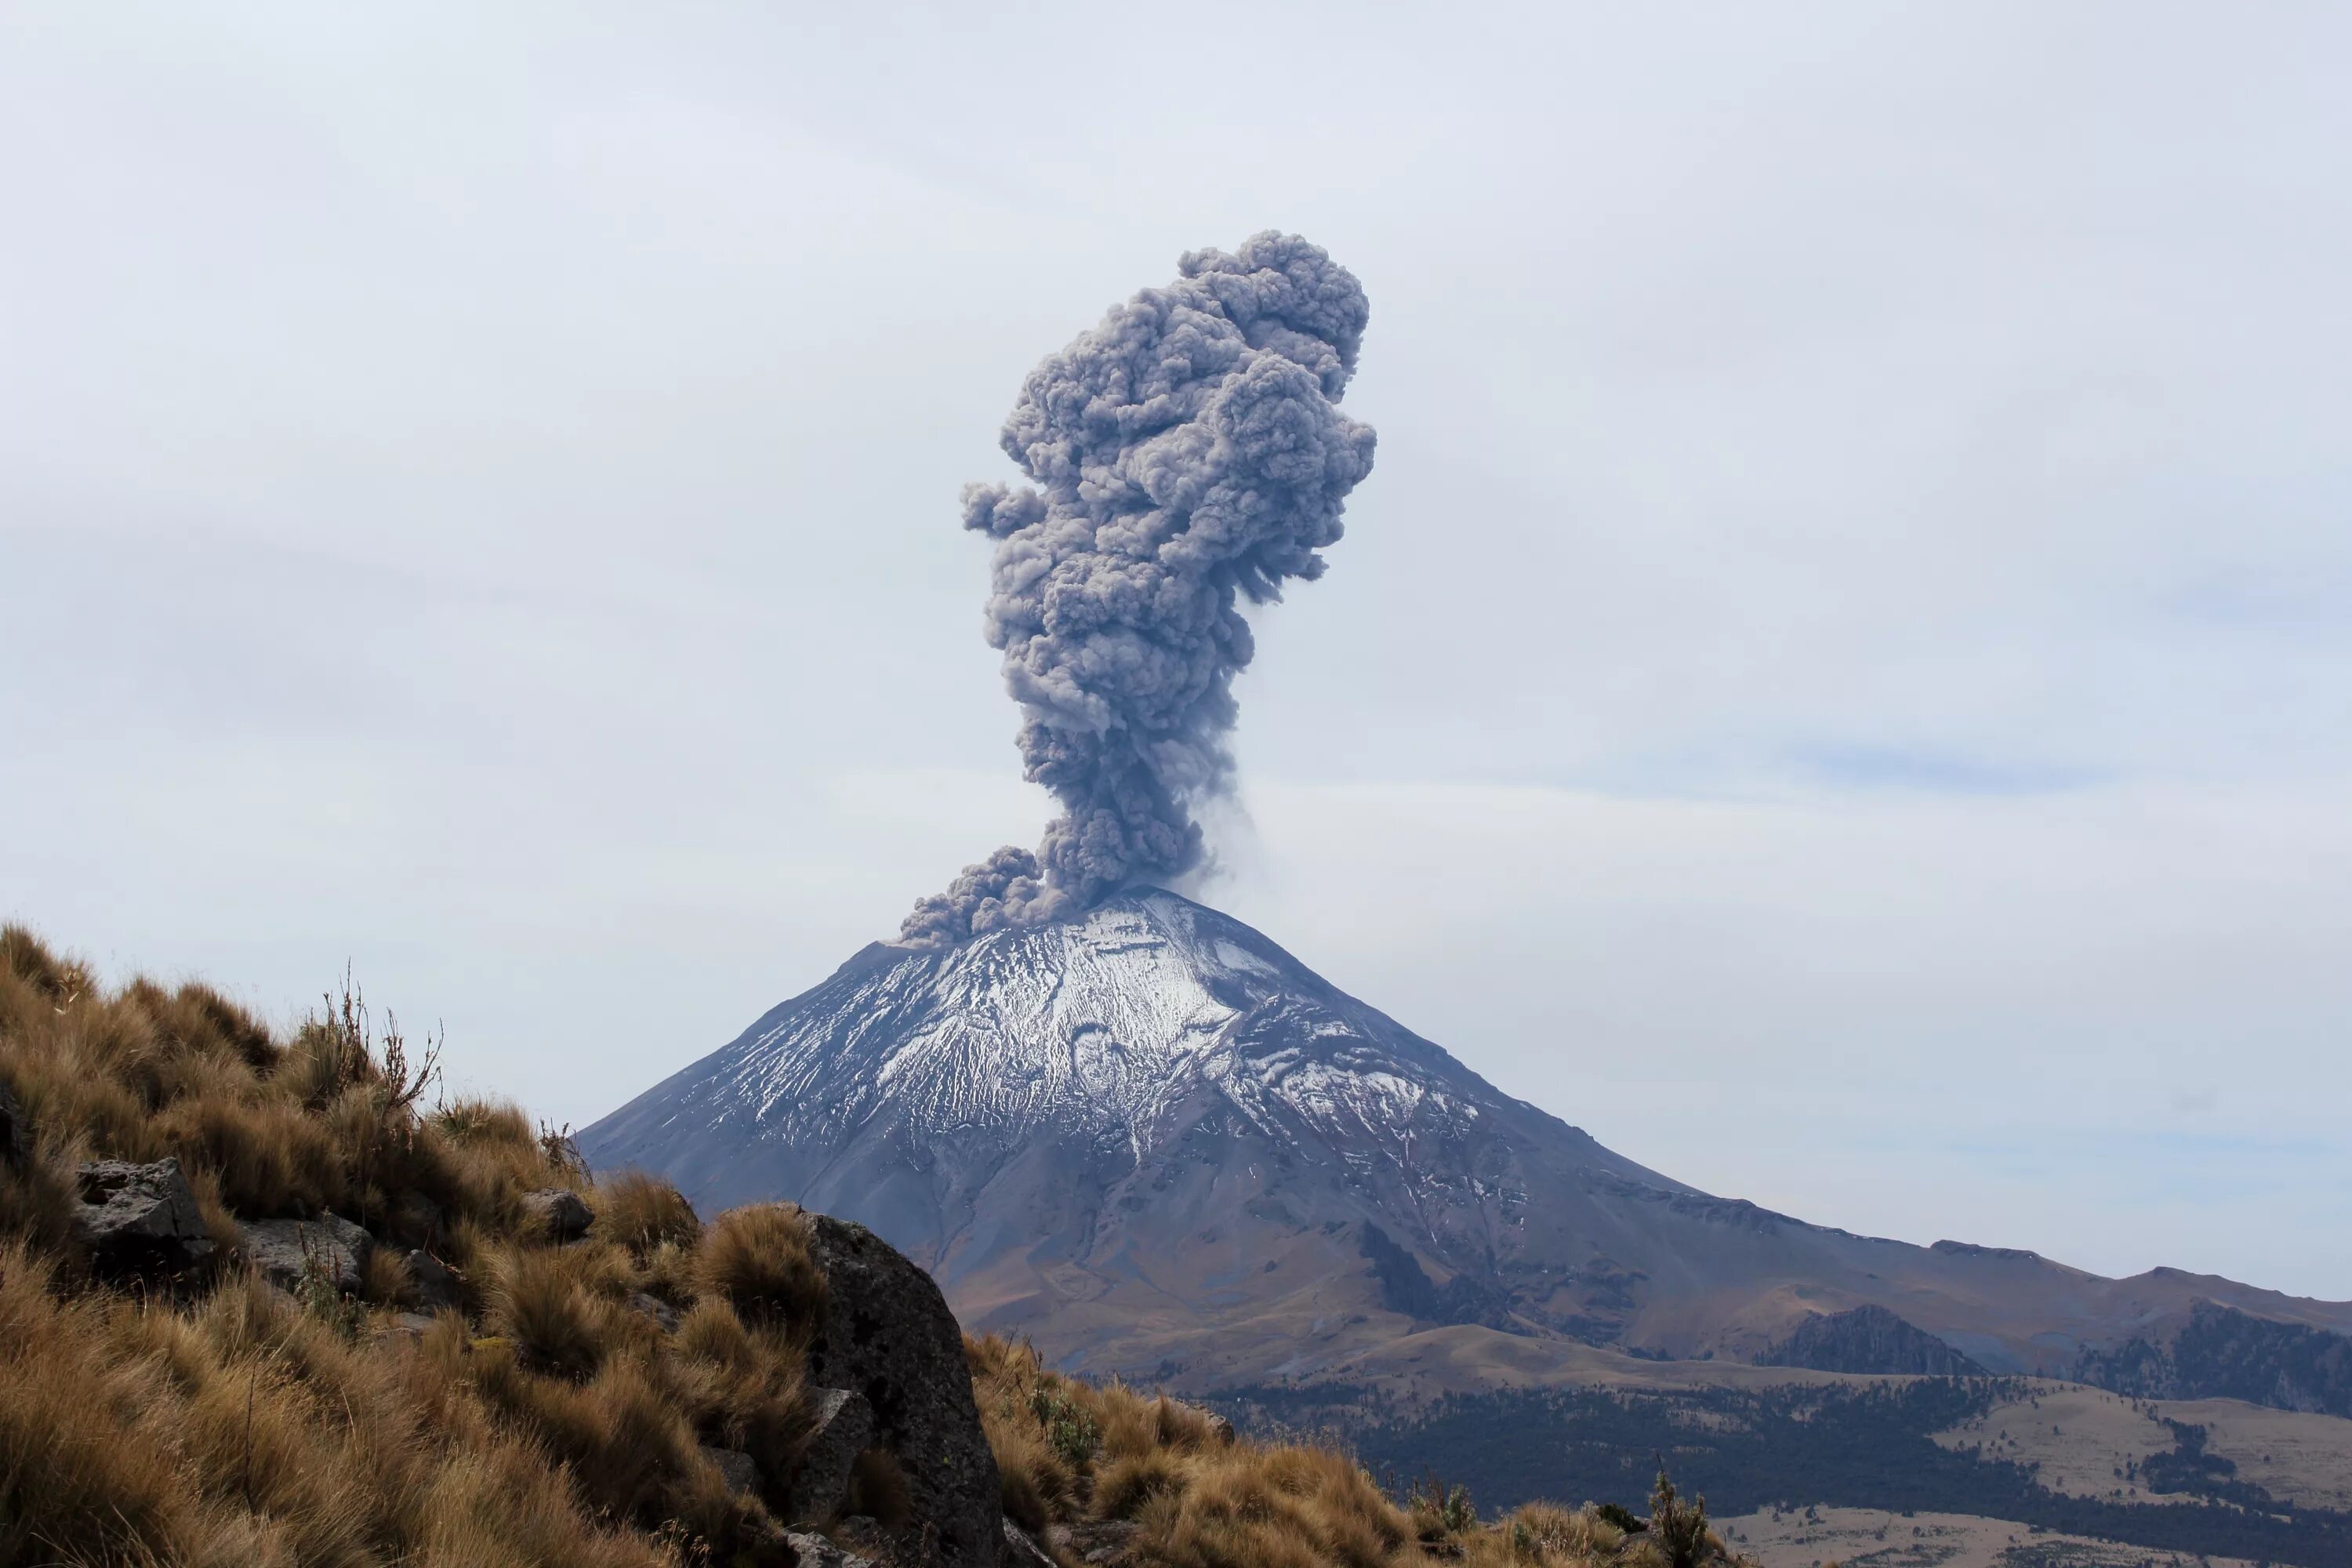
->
[900,232,1377,946]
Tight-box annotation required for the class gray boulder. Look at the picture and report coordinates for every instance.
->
[242,1213,373,1294]
[702,1444,760,1499]
[806,1214,1001,1568]
[73,1157,213,1276]
[521,1186,592,1243]
[783,1530,877,1568]
[784,1385,877,1523]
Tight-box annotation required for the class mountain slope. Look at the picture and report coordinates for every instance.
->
[581,891,2352,1388]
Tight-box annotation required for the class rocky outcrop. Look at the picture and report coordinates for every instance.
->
[1758,1304,1985,1376]
[73,1157,214,1276]
[242,1214,374,1294]
[2079,1302,2352,1417]
[522,1187,593,1243]
[786,1386,877,1524]
[805,1214,1000,1568]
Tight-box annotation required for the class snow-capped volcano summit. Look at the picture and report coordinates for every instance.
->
[592,888,1668,1210]
[582,890,2352,1388]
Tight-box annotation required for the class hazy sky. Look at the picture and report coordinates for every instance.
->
[5,4,2347,1298]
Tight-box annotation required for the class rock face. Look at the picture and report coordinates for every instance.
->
[785,1385,877,1524]
[804,1215,1000,1568]
[1758,1304,1987,1376]
[241,1214,374,1294]
[73,1158,213,1276]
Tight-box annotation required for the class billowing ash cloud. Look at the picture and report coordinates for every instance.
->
[899,232,1377,947]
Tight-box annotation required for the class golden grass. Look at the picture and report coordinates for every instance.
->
[0,923,1742,1567]
[966,1336,1722,1568]
[0,927,810,1565]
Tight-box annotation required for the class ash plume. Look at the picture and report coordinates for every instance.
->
[899,232,1377,948]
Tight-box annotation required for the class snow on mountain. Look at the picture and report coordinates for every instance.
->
[581,889,2352,1388]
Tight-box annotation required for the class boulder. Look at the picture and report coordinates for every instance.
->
[702,1445,760,1499]
[73,1157,214,1276]
[405,1247,459,1308]
[783,1530,877,1568]
[242,1214,373,1294]
[805,1214,1001,1568]
[784,1385,877,1523]
[1001,1518,1058,1568]
[521,1187,592,1243]
[0,1079,25,1165]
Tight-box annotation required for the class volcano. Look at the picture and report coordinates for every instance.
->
[579,890,2352,1392]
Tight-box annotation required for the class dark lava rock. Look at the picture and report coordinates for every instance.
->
[805,1214,1000,1568]
[73,1157,214,1276]
[241,1214,374,1294]
[521,1187,592,1243]
[785,1385,876,1524]
[0,1079,26,1165]
[702,1444,760,1499]
[405,1247,459,1308]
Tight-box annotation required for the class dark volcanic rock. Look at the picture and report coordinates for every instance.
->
[405,1247,459,1308]
[521,1187,593,1243]
[1759,1304,1986,1376]
[785,1385,877,1524]
[73,1157,214,1276]
[805,1214,1000,1568]
[0,1079,26,1165]
[702,1445,760,1499]
[241,1214,373,1294]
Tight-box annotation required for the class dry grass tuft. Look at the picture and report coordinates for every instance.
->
[595,1169,701,1257]
[695,1201,827,1329]
[969,1334,1727,1568]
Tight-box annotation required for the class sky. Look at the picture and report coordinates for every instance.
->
[3,3,2348,1298]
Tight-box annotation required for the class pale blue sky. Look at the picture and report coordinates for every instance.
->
[4,3,2347,1296]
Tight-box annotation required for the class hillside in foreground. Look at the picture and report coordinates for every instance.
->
[0,924,1746,1568]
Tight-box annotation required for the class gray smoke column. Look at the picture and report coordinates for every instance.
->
[899,232,1377,947]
